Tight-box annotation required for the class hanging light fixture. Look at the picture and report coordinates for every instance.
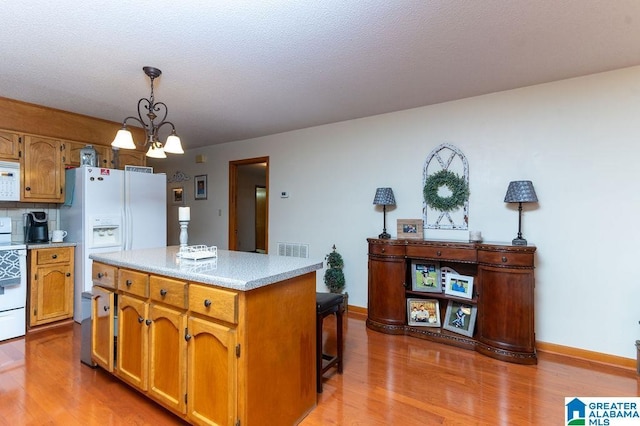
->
[112,66,184,158]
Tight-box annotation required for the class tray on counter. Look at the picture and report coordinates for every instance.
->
[176,245,218,260]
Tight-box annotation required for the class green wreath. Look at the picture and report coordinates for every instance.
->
[423,169,469,212]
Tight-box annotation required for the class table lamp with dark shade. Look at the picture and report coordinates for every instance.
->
[373,187,396,239]
[504,180,538,246]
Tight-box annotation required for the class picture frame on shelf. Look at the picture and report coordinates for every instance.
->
[397,219,423,239]
[411,261,441,293]
[194,174,207,200]
[443,301,477,337]
[172,187,184,205]
[407,298,441,327]
[444,273,474,299]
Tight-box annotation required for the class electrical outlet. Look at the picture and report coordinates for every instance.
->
[281,191,289,198]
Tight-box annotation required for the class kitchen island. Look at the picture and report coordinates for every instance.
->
[89,246,323,426]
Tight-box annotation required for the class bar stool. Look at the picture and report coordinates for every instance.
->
[316,292,345,393]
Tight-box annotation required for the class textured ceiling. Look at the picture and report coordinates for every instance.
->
[2,1,640,150]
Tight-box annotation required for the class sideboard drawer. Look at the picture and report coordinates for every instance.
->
[92,262,117,289]
[406,245,476,262]
[118,269,149,298]
[477,249,534,268]
[189,284,238,324]
[368,241,406,256]
[150,275,187,309]
[36,247,72,265]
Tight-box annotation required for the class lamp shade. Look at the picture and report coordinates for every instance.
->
[111,128,137,150]
[146,143,167,159]
[164,133,184,154]
[504,181,538,203]
[373,187,396,206]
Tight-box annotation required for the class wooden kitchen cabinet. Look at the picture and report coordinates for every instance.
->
[22,135,64,202]
[63,140,113,168]
[0,129,21,160]
[91,284,115,372]
[28,246,74,330]
[116,149,146,169]
[90,257,316,426]
[367,238,537,364]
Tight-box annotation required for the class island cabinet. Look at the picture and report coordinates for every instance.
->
[90,256,317,426]
[367,238,537,364]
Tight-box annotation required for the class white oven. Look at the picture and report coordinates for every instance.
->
[0,216,27,341]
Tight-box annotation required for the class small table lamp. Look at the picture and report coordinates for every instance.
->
[373,187,396,239]
[504,181,538,246]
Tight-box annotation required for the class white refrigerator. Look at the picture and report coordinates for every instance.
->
[60,167,167,322]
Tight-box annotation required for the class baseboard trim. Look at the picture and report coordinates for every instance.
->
[347,306,636,372]
[536,341,636,371]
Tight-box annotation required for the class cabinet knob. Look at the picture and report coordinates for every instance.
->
[145,319,152,326]
[103,305,109,312]
[204,299,212,308]
[97,272,105,279]
[138,316,144,323]
[436,251,442,256]
[381,248,385,253]
[25,186,30,191]
[52,254,57,259]
[126,279,132,287]
[160,288,167,297]
[502,256,508,263]
[185,333,192,341]
[66,272,71,277]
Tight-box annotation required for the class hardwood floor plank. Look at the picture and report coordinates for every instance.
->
[0,315,637,425]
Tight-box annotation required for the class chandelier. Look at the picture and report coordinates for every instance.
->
[111,66,184,158]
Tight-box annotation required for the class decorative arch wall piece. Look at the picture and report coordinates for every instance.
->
[423,143,469,230]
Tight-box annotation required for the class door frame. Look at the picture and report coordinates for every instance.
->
[228,156,269,252]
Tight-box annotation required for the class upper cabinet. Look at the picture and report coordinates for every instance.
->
[22,135,64,203]
[0,130,21,161]
[116,150,146,169]
[63,141,113,168]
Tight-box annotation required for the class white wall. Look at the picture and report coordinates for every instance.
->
[151,65,640,360]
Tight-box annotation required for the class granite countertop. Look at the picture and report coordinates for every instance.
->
[26,241,77,249]
[90,245,323,291]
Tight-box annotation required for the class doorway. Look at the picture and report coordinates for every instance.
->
[229,157,269,252]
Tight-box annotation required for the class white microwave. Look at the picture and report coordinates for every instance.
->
[0,161,20,201]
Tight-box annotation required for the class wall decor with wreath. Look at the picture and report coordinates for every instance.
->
[423,143,469,230]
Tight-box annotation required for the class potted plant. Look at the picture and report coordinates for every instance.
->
[324,245,345,294]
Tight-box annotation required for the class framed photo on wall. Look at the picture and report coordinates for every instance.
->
[443,301,477,337]
[407,298,441,327]
[172,187,184,205]
[397,219,423,239]
[444,273,474,299]
[194,175,207,200]
[411,261,441,293]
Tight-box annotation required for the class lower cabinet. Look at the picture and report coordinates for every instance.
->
[28,246,75,329]
[91,285,115,372]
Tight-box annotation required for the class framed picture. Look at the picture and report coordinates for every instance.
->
[411,261,441,293]
[172,187,184,205]
[444,273,474,299]
[407,298,441,327]
[397,219,423,239]
[443,301,477,337]
[194,175,207,200]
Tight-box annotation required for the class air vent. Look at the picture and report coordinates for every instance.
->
[277,242,309,258]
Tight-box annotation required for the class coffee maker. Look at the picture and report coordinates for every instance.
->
[24,211,49,243]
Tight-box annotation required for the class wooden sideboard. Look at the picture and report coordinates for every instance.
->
[367,238,537,364]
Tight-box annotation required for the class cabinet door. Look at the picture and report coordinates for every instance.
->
[187,316,237,426]
[117,294,149,390]
[0,130,20,160]
[368,256,407,327]
[91,286,115,372]
[30,264,73,325]
[148,304,187,414]
[117,150,146,169]
[477,265,535,354]
[22,135,63,202]
[63,141,113,168]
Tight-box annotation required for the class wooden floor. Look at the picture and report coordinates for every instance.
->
[0,314,638,425]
